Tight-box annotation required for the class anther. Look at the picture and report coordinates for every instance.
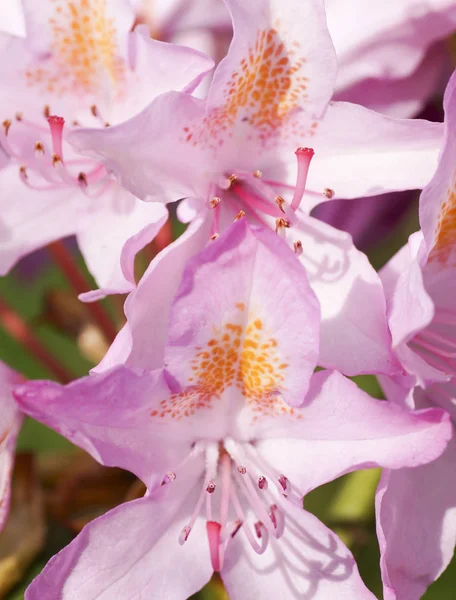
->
[15,112,22,122]
[52,153,62,167]
[231,520,242,538]
[234,210,246,221]
[43,105,50,119]
[275,217,290,234]
[78,172,88,187]
[19,165,27,180]
[34,141,45,156]
[72,120,80,127]
[275,196,286,213]
[258,476,268,490]
[90,105,98,117]
[206,481,216,494]
[237,466,247,475]
[178,525,191,545]
[161,471,176,486]
[209,196,221,209]
[278,474,290,495]
[227,174,238,189]
[293,240,303,256]
[253,170,262,178]
[323,187,334,199]
[104,122,110,128]
[2,120,11,135]
[210,233,219,241]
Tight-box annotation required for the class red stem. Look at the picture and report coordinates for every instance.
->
[0,296,73,383]
[47,241,117,343]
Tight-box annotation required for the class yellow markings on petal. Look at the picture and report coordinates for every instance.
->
[187,26,316,149]
[151,303,295,421]
[25,0,125,97]
[429,176,456,264]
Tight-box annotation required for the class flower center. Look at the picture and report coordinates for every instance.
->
[207,147,315,246]
[162,439,293,572]
[0,109,113,198]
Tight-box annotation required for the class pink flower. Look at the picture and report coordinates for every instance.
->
[376,69,456,599]
[71,0,435,374]
[14,221,452,599]
[0,361,23,533]
[328,0,456,117]
[0,0,213,296]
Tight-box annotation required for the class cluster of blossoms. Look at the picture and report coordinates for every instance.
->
[1,0,456,598]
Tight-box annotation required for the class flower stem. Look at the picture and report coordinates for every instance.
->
[47,241,117,343]
[0,297,73,383]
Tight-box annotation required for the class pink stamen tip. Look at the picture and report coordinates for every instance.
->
[162,471,176,486]
[269,504,285,537]
[258,476,268,490]
[206,481,216,494]
[231,520,242,538]
[278,474,290,495]
[206,521,222,571]
[178,525,191,545]
[47,115,65,160]
[290,147,315,212]
[237,466,247,475]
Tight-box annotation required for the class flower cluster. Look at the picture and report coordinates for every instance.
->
[1,0,456,598]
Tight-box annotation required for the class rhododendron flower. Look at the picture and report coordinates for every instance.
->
[71,0,436,375]
[14,221,452,599]
[375,70,456,600]
[328,0,456,117]
[0,361,23,532]
[0,0,213,296]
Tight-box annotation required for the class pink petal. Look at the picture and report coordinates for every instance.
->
[0,362,22,532]
[255,370,452,496]
[77,188,168,301]
[14,367,193,489]
[222,501,376,599]
[419,68,456,263]
[25,492,212,599]
[165,220,320,407]
[95,212,211,373]
[291,214,400,375]
[305,101,443,206]
[69,91,207,203]
[377,439,456,600]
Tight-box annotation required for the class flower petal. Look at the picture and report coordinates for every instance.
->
[255,370,452,496]
[25,490,212,599]
[14,367,192,489]
[377,439,456,600]
[165,219,320,407]
[222,501,375,600]
[77,188,168,301]
[291,214,400,375]
[305,101,443,206]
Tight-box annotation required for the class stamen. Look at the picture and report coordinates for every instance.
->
[209,197,221,209]
[278,475,290,495]
[269,504,285,537]
[253,170,262,178]
[230,484,268,554]
[258,476,268,490]
[275,217,290,237]
[161,471,176,486]
[78,172,88,187]
[15,112,22,122]
[206,481,216,493]
[227,174,238,189]
[237,466,247,474]
[293,240,303,256]
[178,525,191,545]
[234,210,246,221]
[43,105,51,119]
[221,519,243,542]
[210,233,219,242]
[275,196,286,213]
[323,187,334,199]
[290,147,314,211]
[2,119,11,136]
[47,116,65,159]
[254,522,269,552]
[34,142,45,157]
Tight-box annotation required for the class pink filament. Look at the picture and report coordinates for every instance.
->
[290,147,314,211]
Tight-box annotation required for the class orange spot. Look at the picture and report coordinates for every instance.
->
[429,178,456,264]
